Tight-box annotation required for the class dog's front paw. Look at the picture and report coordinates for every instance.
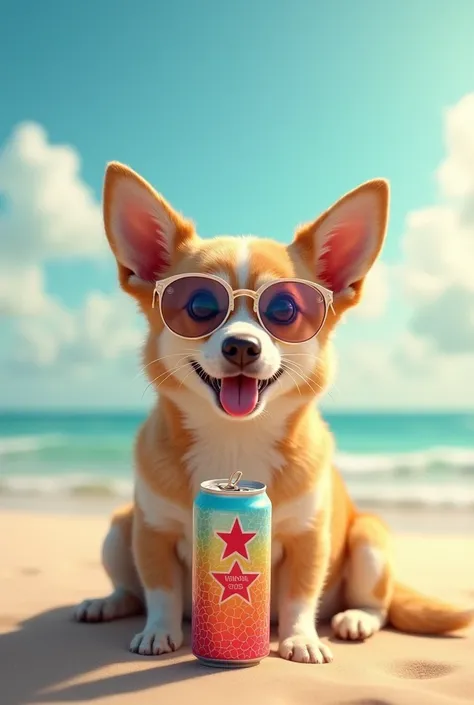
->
[279,634,333,664]
[331,608,383,641]
[74,590,142,623]
[129,624,183,656]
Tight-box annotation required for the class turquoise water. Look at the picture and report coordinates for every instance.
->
[1,411,474,508]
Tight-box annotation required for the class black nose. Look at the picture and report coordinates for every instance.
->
[221,335,262,368]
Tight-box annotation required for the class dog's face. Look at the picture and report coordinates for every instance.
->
[103,164,389,421]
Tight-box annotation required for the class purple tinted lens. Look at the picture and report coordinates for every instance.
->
[258,281,327,343]
[160,276,230,338]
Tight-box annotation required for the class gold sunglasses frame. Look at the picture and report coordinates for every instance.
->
[152,272,334,344]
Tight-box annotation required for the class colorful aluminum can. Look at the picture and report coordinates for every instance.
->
[192,472,272,668]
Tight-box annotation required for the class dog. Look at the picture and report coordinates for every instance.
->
[74,163,473,663]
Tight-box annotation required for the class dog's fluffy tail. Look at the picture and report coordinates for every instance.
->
[388,582,474,635]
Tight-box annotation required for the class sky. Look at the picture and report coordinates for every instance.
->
[1,0,474,411]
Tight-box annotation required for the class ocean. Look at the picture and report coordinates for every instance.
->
[1,411,474,509]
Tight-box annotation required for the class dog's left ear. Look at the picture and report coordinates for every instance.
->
[289,179,389,301]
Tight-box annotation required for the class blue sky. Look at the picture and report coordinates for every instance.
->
[1,0,474,410]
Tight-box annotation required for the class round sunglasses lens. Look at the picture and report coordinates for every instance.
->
[160,277,230,338]
[259,281,327,343]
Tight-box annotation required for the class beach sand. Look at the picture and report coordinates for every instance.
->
[1,504,473,705]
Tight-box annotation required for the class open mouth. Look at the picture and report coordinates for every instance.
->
[191,361,283,417]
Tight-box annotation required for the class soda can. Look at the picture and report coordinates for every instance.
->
[192,471,272,668]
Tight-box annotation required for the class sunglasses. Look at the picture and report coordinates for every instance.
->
[152,273,334,344]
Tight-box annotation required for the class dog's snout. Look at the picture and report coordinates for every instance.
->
[221,335,262,368]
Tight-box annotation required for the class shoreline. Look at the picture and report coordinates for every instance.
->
[2,494,474,535]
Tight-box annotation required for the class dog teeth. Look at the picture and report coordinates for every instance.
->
[191,360,283,397]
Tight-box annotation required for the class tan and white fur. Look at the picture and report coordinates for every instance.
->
[74,163,474,663]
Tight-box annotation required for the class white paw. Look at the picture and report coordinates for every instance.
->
[129,624,183,656]
[74,590,142,622]
[331,609,382,641]
[279,634,333,664]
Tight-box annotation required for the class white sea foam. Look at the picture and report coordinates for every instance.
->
[335,447,474,475]
[0,473,134,499]
[347,481,474,509]
[0,471,474,508]
[0,434,66,456]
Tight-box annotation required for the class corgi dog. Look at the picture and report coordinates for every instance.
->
[74,163,473,663]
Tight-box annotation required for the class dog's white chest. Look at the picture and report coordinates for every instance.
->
[179,403,290,495]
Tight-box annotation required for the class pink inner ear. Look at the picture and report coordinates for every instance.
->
[117,200,171,282]
[318,217,371,293]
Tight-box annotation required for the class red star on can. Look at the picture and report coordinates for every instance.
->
[211,560,260,604]
[215,517,257,560]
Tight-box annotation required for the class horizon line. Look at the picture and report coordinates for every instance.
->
[0,407,472,416]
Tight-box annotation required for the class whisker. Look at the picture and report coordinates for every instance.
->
[274,370,286,395]
[282,355,318,376]
[178,366,196,390]
[280,358,310,375]
[283,357,340,403]
[154,362,194,392]
[283,352,319,358]
[142,361,192,399]
[264,369,287,400]
[143,349,200,370]
[136,349,199,379]
[279,363,303,396]
[258,406,272,422]
[280,360,324,398]
[282,352,321,371]
[282,351,342,401]
[282,356,318,378]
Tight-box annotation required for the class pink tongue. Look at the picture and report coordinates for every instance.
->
[220,376,259,417]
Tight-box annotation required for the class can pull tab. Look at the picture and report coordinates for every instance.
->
[222,470,243,491]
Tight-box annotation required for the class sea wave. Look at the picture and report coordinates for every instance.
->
[1,472,474,509]
[348,482,474,509]
[1,431,474,509]
[336,446,474,476]
[0,433,133,464]
[0,434,66,456]
[2,432,474,476]
[0,473,133,499]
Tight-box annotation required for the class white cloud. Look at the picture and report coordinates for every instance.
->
[410,286,474,355]
[324,337,474,410]
[437,94,474,201]
[352,94,474,359]
[401,93,474,355]
[0,122,104,266]
[352,261,390,319]
[326,93,474,408]
[0,265,49,315]
[0,122,143,372]
[14,299,75,367]
[0,122,106,318]
[12,290,144,370]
